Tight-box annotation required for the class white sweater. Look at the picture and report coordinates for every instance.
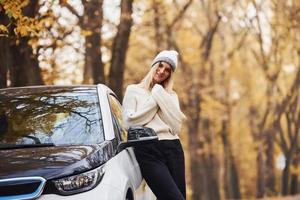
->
[122,84,185,140]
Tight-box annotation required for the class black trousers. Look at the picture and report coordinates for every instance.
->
[134,139,186,200]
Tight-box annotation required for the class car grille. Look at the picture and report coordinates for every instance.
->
[0,177,46,199]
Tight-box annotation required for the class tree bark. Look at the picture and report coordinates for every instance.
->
[256,142,266,198]
[265,128,276,195]
[186,84,203,200]
[264,86,276,196]
[203,118,221,200]
[188,119,221,200]
[290,174,298,195]
[109,0,133,99]
[0,37,10,88]
[208,154,221,200]
[282,155,291,195]
[290,152,299,194]
[187,86,221,200]
[82,0,105,84]
[221,120,241,199]
[9,37,44,87]
[253,85,271,199]
[0,8,9,88]
[3,0,44,87]
[187,10,221,199]
[152,0,163,53]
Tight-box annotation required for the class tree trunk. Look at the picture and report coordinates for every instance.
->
[109,0,133,99]
[189,147,204,200]
[256,142,266,198]
[0,38,10,88]
[82,0,105,84]
[201,118,221,200]
[281,120,299,195]
[201,151,220,200]
[187,84,203,200]
[256,144,265,198]
[207,153,220,200]
[9,38,44,87]
[251,106,270,198]
[263,84,277,195]
[4,0,43,87]
[290,154,299,194]
[0,7,11,88]
[185,4,220,199]
[265,129,276,195]
[189,14,220,200]
[282,155,291,195]
[152,0,163,53]
[221,120,241,199]
[290,174,298,195]
[187,85,220,200]
[204,119,221,200]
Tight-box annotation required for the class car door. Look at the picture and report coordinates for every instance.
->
[107,94,142,190]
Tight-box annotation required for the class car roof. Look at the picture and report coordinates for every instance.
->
[0,84,116,98]
[0,85,96,92]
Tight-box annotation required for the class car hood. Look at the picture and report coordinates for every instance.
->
[0,141,114,180]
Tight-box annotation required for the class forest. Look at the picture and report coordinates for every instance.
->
[0,0,299,199]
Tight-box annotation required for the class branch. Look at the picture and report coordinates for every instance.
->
[169,0,193,29]
[59,0,82,19]
[285,112,293,145]
[200,11,221,61]
[251,0,268,72]
[274,118,288,155]
[226,29,248,59]
[296,104,300,150]
[258,106,270,132]
[275,66,300,117]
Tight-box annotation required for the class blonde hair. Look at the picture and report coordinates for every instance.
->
[138,63,174,92]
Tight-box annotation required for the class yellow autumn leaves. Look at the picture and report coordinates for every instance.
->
[0,0,40,37]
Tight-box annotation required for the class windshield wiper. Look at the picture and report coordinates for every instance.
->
[0,143,55,150]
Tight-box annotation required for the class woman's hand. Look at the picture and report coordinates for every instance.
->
[152,84,164,90]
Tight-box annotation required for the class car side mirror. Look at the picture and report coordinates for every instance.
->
[117,126,158,152]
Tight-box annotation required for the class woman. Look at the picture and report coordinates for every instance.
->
[122,50,186,200]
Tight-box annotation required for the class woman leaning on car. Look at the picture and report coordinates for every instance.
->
[122,50,187,200]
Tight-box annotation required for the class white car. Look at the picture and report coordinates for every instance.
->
[0,85,157,200]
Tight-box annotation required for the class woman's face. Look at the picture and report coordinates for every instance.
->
[153,62,172,84]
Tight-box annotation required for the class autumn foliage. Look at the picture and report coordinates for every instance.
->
[0,0,41,37]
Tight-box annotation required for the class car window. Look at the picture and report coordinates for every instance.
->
[107,95,127,142]
[0,87,104,147]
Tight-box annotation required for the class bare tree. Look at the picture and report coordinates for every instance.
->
[61,0,105,84]
[82,0,105,84]
[152,0,164,53]
[273,65,300,195]
[250,0,283,196]
[108,0,133,99]
[186,9,223,200]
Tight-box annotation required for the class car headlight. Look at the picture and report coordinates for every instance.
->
[53,165,105,195]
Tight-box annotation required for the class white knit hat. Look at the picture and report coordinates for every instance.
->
[151,50,179,71]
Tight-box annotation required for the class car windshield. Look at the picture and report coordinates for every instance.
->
[0,87,104,148]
